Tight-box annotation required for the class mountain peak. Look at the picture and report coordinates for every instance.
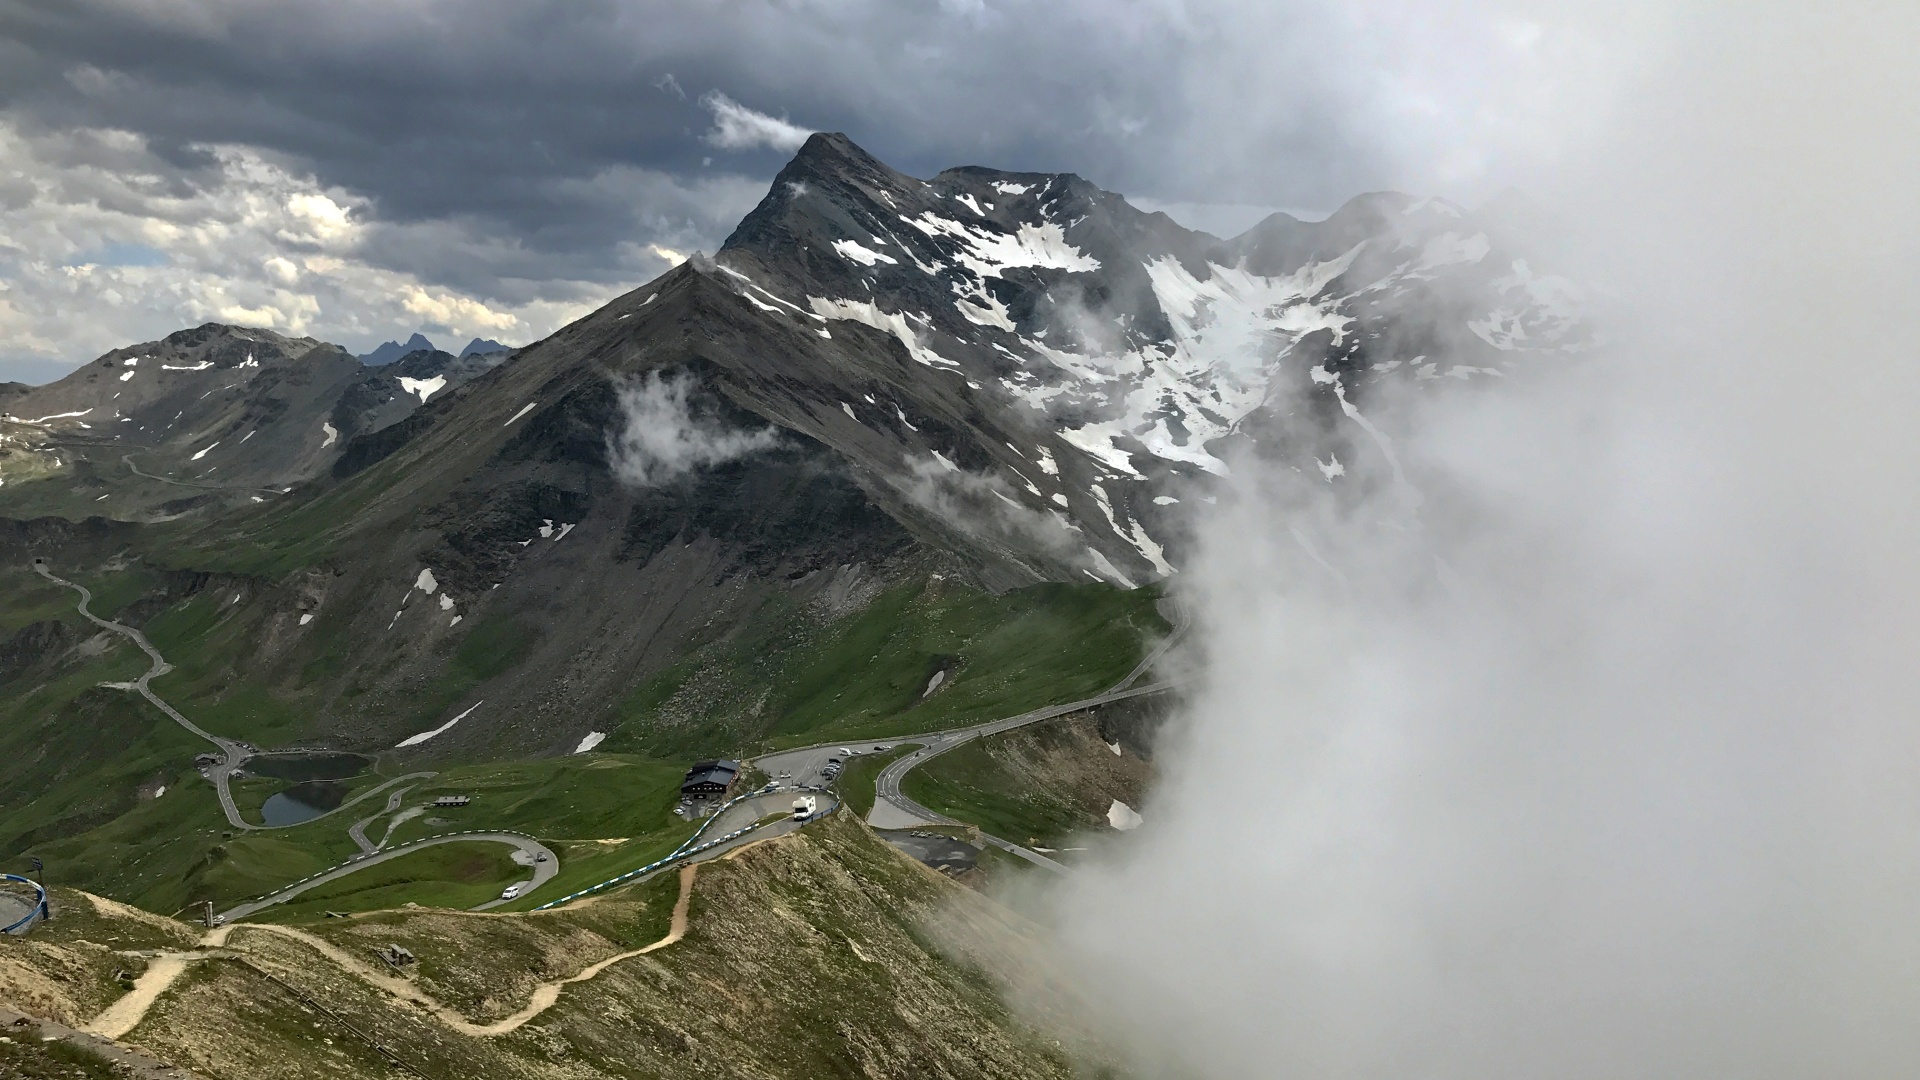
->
[362,333,436,366]
[785,131,894,179]
[459,337,512,357]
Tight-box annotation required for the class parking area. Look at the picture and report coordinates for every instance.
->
[753,741,901,790]
[878,830,979,874]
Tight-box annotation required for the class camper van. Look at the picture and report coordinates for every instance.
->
[792,795,817,821]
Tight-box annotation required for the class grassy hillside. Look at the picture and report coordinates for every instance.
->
[3,751,701,918]
[1,528,1164,921]
[4,819,1119,1080]
[605,577,1169,756]
[255,841,525,919]
[901,714,1154,850]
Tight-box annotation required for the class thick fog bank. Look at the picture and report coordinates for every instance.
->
[1030,5,1920,1077]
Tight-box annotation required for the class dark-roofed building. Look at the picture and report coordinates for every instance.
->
[681,759,740,798]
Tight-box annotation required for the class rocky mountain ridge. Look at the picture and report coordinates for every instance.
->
[0,133,1584,757]
[0,325,504,515]
[706,132,1586,581]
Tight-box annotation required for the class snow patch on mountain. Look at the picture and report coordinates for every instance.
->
[395,701,480,748]
[832,238,897,266]
[1470,259,1586,351]
[902,214,1100,278]
[398,374,447,403]
[809,296,960,370]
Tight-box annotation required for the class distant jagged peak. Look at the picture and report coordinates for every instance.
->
[361,332,437,366]
[458,337,513,357]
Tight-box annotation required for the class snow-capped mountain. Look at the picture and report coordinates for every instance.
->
[707,134,1586,583]
[0,134,1585,752]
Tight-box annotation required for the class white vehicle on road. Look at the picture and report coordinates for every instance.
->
[500,883,523,900]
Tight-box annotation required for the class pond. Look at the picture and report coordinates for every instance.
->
[259,780,350,827]
[245,753,371,783]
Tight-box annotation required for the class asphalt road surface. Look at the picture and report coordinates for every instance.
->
[35,560,433,834]
[347,783,421,853]
[755,598,1190,872]
[37,561,262,830]
[216,832,558,922]
[868,679,1179,871]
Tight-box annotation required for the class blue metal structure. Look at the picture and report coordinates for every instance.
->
[1,872,49,934]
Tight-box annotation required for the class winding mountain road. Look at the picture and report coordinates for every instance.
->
[36,561,260,829]
[347,784,420,854]
[34,560,433,833]
[755,598,1190,871]
[216,831,559,922]
[867,678,1178,871]
[122,452,286,497]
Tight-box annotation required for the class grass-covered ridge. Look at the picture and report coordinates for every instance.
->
[253,840,524,920]
[607,577,1169,755]
[24,817,1105,1079]
[901,714,1154,850]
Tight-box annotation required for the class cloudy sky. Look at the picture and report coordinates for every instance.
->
[0,0,1622,383]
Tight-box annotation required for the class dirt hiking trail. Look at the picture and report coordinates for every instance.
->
[85,864,698,1041]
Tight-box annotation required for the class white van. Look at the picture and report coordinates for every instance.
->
[500,883,523,900]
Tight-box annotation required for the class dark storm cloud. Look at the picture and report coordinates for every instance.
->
[0,0,1389,298]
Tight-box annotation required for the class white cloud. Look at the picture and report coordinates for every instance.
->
[699,91,814,152]
[402,286,519,333]
[605,370,781,486]
[0,119,632,379]
[282,192,356,243]
[262,256,300,284]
